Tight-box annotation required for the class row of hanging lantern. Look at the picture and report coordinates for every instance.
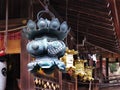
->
[23,0,95,83]
[60,47,94,82]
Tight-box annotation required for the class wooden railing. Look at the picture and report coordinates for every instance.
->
[34,74,75,90]
[62,80,75,90]
[99,75,120,88]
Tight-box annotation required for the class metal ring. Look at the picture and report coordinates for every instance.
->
[37,10,55,20]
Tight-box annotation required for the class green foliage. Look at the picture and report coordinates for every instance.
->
[109,63,117,73]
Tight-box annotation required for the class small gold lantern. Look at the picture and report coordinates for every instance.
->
[75,58,87,77]
[83,66,94,82]
[60,47,78,72]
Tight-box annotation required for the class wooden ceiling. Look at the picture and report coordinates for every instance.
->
[49,0,120,55]
[0,0,120,57]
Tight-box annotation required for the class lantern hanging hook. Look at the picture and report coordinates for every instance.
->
[37,0,55,20]
[44,0,50,11]
[44,0,49,7]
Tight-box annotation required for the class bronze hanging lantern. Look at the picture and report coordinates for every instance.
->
[23,2,71,75]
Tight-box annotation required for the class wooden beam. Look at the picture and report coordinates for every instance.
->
[68,1,110,15]
[78,0,108,6]
[68,7,112,21]
[68,22,116,41]
[77,0,109,12]
[102,52,120,58]
[107,0,120,46]
[68,21,115,36]
[68,13,114,28]
[67,18,114,31]
[87,39,120,53]
[86,41,119,54]
[54,3,111,19]
[69,10,113,25]
[88,37,117,47]
[0,18,27,25]
[71,18,113,31]
[87,36,118,48]
[0,18,27,31]
[69,26,115,41]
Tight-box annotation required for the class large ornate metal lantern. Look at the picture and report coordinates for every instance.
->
[23,8,70,74]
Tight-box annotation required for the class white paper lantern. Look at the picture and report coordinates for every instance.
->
[0,61,7,90]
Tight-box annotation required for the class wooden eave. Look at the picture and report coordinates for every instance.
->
[50,0,120,55]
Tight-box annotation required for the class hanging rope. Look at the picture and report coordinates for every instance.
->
[65,0,68,47]
[65,0,68,22]
[44,0,49,10]
[76,14,80,59]
[89,81,92,90]
[3,0,8,53]
[29,0,33,19]
[38,0,45,8]
[77,14,79,50]
[0,25,26,33]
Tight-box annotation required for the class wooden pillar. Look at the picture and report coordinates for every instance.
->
[99,55,103,83]
[20,32,34,90]
[106,58,109,83]
[75,77,78,90]
[93,82,99,90]
[58,71,62,90]
[54,67,63,90]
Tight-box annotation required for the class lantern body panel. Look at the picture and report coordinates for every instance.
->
[66,54,74,68]
[26,36,66,74]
